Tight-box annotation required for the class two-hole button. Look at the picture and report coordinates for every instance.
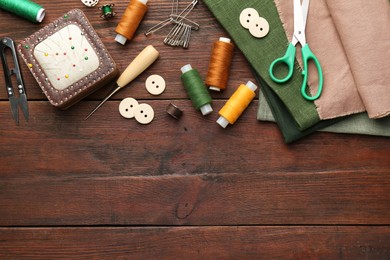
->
[119,97,139,119]
[134,103,154,124]
[145,74,166,95]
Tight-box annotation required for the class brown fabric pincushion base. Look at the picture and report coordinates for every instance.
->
[17,9,119,110]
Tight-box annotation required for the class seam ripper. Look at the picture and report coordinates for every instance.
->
[0,37,29,125]
[85,45,159,120]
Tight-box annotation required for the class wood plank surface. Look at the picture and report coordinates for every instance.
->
[1,171,390,226]
[0,0,389,258]
[1,227,389,259]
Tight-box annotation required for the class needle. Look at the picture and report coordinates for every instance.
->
[85,45,160,120]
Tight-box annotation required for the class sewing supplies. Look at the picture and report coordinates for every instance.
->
[18,9,119,109]
[269,0,323,101]
[205,37,234,92]
[217,81,257,128]
[180,64,213,116]
[119,97,138,119]
[239,8,269,38]
[81,0,99,7]
[166,103,183,119]
[0,0,45,23]
[100,4,116,19]
[145,0,199,48]
[115,0,148,45]
[0,37,29,125]
[85,45,159,120]
[145,74,166,95]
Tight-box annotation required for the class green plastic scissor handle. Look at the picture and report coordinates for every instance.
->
[269,43,324,101]
[269,43,296,83]
[300,44,323,101]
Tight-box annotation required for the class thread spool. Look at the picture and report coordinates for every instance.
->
[115,0,148,45]
[0,0,45,23]
[166,103,183,119]
[217,81,257,128]
[205,37,234,92]
[100,4,116,19]
[180,64,213,116]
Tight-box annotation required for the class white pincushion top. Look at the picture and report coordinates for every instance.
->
[33,24,99,90]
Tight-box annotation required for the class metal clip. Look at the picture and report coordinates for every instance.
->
[0,37,29,125]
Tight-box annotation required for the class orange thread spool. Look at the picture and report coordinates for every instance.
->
[217,81,257,128]
[205,37,234,92]
[115,0,148,45]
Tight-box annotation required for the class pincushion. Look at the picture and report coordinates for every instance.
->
[18,9,119,109]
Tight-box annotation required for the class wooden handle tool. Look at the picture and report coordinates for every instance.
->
[85,45,159,120]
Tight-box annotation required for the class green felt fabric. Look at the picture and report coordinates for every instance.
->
[258,86,390,137]
[253,69,341,143]
[203,0,320,130]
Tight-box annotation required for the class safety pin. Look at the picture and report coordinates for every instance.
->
[183,24,192,48]
[145,0,199,36]
[170,14,199,30]
[164,22,183,44]
[145,17,173,36]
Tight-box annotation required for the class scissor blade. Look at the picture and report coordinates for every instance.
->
[9,96,19,125]
[19,94,29,122]
[293,0,307,46]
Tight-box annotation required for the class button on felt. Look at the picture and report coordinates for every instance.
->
[249,17,269,38]
[135,103,154,124]
[239,8,259,29]
[145,74,166,95]
[119,97,139,119]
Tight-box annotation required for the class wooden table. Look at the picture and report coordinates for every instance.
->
[1,0,389,258]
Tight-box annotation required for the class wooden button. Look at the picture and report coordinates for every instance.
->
[239,8,259,29]
[134,103,154,124]
[249,17,269,38]
[145,74,166,95]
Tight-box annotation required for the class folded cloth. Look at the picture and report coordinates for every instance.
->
[325,0,390,119]
[203,0,321,131]
[258,86,390,137]
[275,0,366,120]
[203,0,390,135]
[253,69,341,143]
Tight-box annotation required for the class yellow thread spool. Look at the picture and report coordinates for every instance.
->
[217,81,257,128]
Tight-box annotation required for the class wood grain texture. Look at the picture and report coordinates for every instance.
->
[1,227,390,259]
[1,171,389,226]
[0,0,389,258]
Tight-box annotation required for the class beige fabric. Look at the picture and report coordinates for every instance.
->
[274,0,366,120]
[325,0,390,118]
[275,0,390,119]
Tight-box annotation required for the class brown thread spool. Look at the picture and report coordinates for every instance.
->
[166,103,183,119]
[115,0,148,45]
[205,37,234,92]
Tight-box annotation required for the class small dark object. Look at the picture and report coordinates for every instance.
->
[166,103,183,119]
[100,4,116,19]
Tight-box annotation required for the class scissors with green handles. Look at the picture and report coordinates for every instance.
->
[269,0,323,101]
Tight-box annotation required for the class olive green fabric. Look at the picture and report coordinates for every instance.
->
[203,0,320,130]
[253,70,341,143]
[258,87,390,137]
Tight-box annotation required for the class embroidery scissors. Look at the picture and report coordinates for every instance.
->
[0,37,29,125]
[269,0,323,101]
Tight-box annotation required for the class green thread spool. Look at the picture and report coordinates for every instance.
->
[100,4,116,19]
[0,0,45,23]
[180,64,213,115]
